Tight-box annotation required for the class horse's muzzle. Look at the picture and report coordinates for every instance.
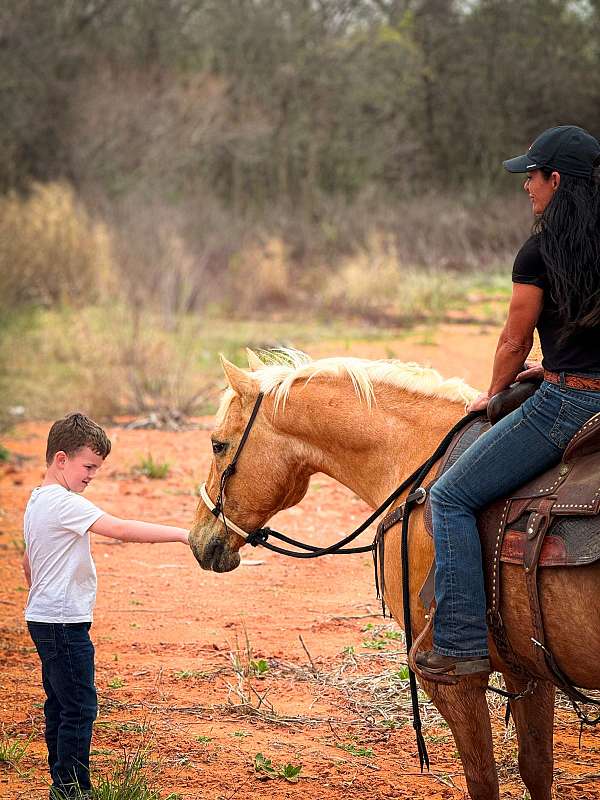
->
[191,534,241,573]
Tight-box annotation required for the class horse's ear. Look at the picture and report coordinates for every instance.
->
[220,355,257,396]
[246,348,264,372]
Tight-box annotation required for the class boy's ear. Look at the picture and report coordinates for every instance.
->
[54,450,68,469]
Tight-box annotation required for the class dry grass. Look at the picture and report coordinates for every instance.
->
[322,251,479,321]
[0,182,113,311]
[228,237,293,312]
[1,306,220,421]
[1,296,505,424]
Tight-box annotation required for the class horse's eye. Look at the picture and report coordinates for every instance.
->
[212,440,227,455]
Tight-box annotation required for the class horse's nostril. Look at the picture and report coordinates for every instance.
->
[201,538,222,569]
[192,536,220,570]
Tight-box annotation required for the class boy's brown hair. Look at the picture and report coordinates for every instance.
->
[46,413,111,465]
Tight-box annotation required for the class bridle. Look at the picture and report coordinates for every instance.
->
[197,390,437,558]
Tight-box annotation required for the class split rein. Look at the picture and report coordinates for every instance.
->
[199,391,483,559]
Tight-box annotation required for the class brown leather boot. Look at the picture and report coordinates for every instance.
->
[415,649,491,678]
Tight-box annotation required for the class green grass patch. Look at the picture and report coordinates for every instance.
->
[134,454,170,480]
[0,733,30,766]
[335,742,374,758]
[360,623,404,651]
[249,658,269,677]
[116,723,147,734]
[48,748,183,799]
[65,748,177,799]
[392,665,410,681]
[253,752,302,783]
[173,669,206,680]
[361,638,388,650]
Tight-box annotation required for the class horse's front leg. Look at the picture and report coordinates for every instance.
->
[503,673,554,800]
[424,675,499,800]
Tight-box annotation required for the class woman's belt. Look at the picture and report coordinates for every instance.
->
[544,370,600,391]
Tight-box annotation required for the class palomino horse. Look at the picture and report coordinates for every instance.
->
[188,350,600,800]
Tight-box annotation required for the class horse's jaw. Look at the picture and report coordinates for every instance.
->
[189,524,242,573]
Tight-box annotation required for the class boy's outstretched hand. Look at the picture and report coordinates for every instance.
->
[91,514,190,545]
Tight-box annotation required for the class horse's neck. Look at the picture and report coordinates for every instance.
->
[279,382,465,508]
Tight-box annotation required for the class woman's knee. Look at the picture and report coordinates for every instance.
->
[430,474,457,507]
[429,472,479,516]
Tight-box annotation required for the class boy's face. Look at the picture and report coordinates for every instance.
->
[55,446,105,493]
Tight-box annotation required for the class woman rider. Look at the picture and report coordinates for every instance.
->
[416,125,600,679]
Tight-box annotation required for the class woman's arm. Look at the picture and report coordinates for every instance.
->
[469,283,543,411]
[90,514,189,544]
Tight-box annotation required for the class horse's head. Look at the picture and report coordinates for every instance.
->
[189,353,312,572]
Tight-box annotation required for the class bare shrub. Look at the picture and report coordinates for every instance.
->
[321,236,495,321]
[82,183,243,326]
[67,65,230,195]
[389,192,530,270]
[317,189,530,272]
[228,237,293,312]
[0,182,113,310]
[2,306,221,421]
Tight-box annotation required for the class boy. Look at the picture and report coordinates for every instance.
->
[23,413,189,799]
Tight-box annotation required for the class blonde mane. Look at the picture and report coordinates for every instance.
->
[216,349,478,423]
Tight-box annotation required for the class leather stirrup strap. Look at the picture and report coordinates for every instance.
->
[523,497,555,676]
[484,500,534,681]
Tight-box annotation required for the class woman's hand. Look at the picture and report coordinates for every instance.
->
[516,361,544,382]
[468,392,490,413]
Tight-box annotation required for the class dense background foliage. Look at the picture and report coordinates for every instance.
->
[3,1,600,197]
[1,0,597,419]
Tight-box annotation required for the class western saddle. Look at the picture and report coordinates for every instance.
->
[376,379,600,702]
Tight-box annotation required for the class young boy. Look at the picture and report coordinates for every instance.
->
[23,413,189,799]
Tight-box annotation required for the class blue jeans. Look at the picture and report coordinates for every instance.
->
[27,622,97,795]
[429,380,600,658]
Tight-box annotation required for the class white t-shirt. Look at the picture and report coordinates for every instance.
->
[24,484,105,623]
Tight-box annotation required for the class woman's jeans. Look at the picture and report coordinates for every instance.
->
[27,622,97,795]
[430,380,600,658]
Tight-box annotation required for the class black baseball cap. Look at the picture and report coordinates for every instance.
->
[503,125,600,179]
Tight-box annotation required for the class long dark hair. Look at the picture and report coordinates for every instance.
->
[534,161,600,339]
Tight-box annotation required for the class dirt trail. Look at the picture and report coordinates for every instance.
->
[1,325,599,799]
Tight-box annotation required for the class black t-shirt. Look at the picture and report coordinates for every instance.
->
[512,235,600,373]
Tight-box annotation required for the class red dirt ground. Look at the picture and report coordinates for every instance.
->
[1,325,599,799]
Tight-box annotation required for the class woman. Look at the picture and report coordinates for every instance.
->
[416,125,600,679]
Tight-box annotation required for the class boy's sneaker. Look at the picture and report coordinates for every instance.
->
[415,649,491,679]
